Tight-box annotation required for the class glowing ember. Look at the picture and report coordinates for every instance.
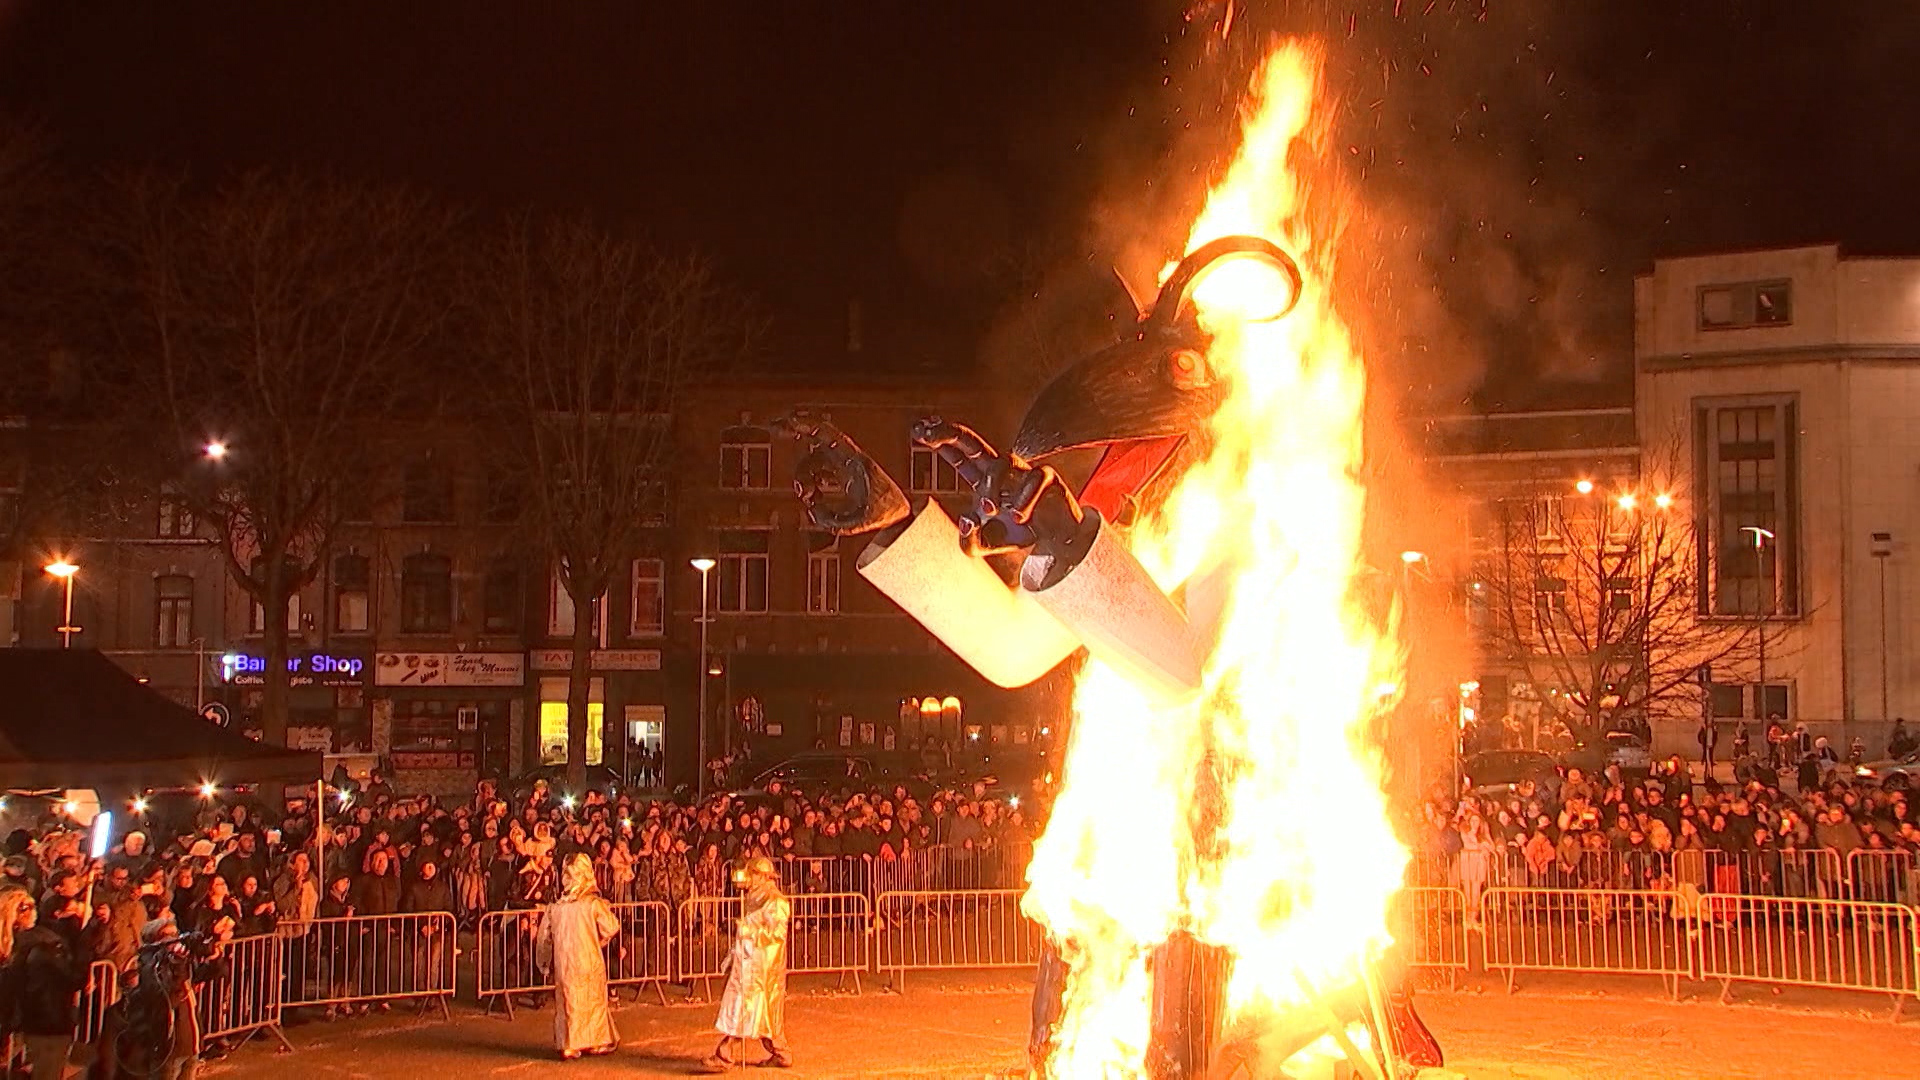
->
[1023,40,1408,1077]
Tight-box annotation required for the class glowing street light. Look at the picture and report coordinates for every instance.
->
[1574,479,1594,495]
[1399,550,1426,565]
[44,560,80,648]
[203,440,229,461]
[1616,493,1637,511]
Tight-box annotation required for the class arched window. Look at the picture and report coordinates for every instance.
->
[401,553,453,634]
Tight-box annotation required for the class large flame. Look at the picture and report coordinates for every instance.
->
[1023,40,1408,1077]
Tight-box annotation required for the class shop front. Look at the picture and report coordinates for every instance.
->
[372,651,526,796]
[528,648,669,783]
[222,647,371,753]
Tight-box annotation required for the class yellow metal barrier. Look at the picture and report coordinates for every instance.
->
[1479,886,1690,996]
[1696,894,1919,1019]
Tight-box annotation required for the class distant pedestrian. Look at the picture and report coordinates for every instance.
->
[1695,719,1719,771]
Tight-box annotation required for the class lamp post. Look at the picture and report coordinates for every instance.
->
[1742,526,1777,722]
[44,560,79,648]
[1872,531,1894,722]
[691,557,716,800]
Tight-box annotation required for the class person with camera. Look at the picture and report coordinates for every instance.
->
[93,917,227,1080]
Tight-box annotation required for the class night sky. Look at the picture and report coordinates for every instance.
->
[4,1,1917,407]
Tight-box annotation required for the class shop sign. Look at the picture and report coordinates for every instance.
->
[225,651,368,687]
[374,652,525,688]
[528,648,663,672]
[391,751,472,770]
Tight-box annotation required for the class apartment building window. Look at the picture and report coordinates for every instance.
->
[718,426,771,490]
[402,458,454,523]
[549,570,605,641]
[1698,280,1793,330]
[154,574,194,648]
[1530,496,1565,544]
[1695,398,1799,616]
[248,559,301,634]
[909,442,964,494]
[482,467,520,525]
[630,558,665,636]
[1606,576,1635,612]
[807,534,841,614]
[400,553,453,634]
[717,531,770,613]
[333,553,371,634]
[1532,577,1568,633]
[157,493,195,539]
[483,561,521,634]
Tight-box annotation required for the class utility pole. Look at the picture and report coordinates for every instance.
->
[1873,532,1894,721]
[1742,526,1777,722]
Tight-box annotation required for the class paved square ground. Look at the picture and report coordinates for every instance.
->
[195,972,1915,1079]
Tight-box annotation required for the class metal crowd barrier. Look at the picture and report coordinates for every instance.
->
[1428,845,1889,895]
[197,932,293,1050]
[1479,887,1691,996]
[1389,886,1471,979]
[1696,895,1919,1019]
[477,901,677,1017]
[874,889,1041,989]
[1847,850,1920,906]
[78,959,121,1049]
[677,892,873,995]
[279,912,457,1020]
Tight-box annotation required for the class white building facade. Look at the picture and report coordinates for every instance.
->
[1636,244,1920,752]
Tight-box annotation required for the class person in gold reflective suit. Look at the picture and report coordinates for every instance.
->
[702,857,792,1071]
[535,853,620,1060]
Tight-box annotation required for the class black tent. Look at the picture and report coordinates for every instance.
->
[0,649,322,790]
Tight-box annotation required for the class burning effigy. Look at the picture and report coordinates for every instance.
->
[780,38,1433,1080]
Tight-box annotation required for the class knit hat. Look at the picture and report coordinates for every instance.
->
[140,914,179,946]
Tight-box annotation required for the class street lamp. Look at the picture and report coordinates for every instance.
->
[44,560,79,648]
[203,440,228,461]
[1872,531,1894,722]
[1741,525,1777,724]
[1574,479,1595,495]
[691,557,716,800]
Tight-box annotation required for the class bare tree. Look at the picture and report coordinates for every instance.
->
[474,216,754,790]
[1473,445,1767,744]
[104,170,454,758]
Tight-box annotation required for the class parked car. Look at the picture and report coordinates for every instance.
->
[1854,750,1920,791]
[1462,749,1563,800]
[1560,731,1653,780]
[510,764,627,801]
[751,753,879,792]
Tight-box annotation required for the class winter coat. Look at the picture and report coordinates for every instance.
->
[3,924,88,1035]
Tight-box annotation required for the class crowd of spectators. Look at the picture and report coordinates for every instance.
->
[0,762,1036,1008]
[1414,740,1920,917]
